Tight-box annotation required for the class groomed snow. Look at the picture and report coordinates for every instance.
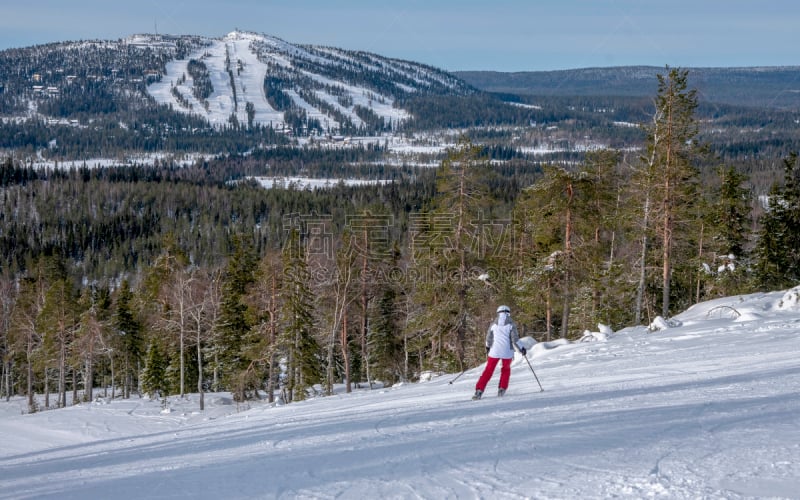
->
[147,34,283,128]
[146,31,412,132]
[1,288,799,499]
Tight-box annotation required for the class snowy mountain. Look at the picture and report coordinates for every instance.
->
[146,31,471,131]
[2,287,799,499]
[0,30,474,136]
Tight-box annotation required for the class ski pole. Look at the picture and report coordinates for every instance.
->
[448,368,468,385]
[523,354,544,392]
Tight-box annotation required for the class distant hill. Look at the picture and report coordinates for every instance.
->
[1,34,798,164]
[143,30,474,131]
[455,66,800,109]
[0,30,474,135]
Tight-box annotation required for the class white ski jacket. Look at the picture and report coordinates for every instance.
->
[486,312,523,359]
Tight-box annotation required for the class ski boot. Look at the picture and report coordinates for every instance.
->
[497,388,506,397]
[472,390,483,400]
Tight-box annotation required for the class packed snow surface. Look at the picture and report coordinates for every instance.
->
[146,31,411,130]
[2,288,800,499]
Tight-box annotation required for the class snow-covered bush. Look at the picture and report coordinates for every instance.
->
[776,286,800,310]
[648,316,683,332]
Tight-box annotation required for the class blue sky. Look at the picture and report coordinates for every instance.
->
[1,0,797,71]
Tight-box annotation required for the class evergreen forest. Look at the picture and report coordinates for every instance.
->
[2,56,800,414]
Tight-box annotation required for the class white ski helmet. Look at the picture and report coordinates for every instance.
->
[496,305,511,314]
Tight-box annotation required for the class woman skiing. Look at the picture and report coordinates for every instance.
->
[473,305,526,400]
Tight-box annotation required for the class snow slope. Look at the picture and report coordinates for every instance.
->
[148,32,283,128]
[1,288,799,499]
[145,31,454,131]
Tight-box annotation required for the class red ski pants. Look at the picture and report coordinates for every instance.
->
[475,357,512,391]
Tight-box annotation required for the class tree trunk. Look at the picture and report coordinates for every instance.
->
[635,195,651,325]
[360,250,371,389]
[27,361,34,410]
[179,325,185,399]
[197,329,204,411]
[212,353,219,393]
[3,360,10,401]
[662,208,672,318]
[342,313,351,393]
[545,279,553,342]
[561,182,574,337]
[110,355,116,399]
[561,271,571,338]
[58,343,66,408]
[44,367,50,409]
[267,274,277,403]
[72,368,78,406]
[85,355,94,402]
[695,222,704,304]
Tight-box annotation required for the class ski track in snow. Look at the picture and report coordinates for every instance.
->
[1,290,800,499]
[146,31,411,132]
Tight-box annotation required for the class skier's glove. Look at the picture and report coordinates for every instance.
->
[520,347,527,356]
[485,346,490,355]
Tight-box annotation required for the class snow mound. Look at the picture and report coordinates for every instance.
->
[648,316,683,332]
[518,336,537,351]
[532,338,570,353]
[418,371,437,382]
[775,286,800,311]
[580,324,614,342]
[580,330,608,342]
[734,311,763,322]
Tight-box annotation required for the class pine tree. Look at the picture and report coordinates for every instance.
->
[410,136,496,371]
[519,164,585,338]
[569,150,629,331]
[0,276,14,402]
[518,154,622,338]
[9,275,45,412]
[38,278,78,408]
[638,67,702,318]
[75,285,111,402]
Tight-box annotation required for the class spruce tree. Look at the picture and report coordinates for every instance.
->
[369,287,402,385]
[142,341,167,399]
[114,280,143,399]
[754,153,800,289]
[216,234,256,401]
[706,165,752,297]
[280,229,322,402]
